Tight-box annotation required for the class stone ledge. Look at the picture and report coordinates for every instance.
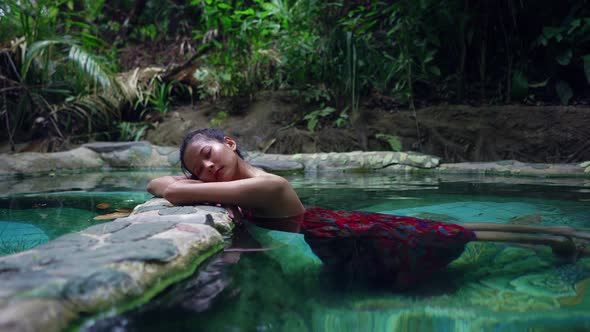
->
[248,151,440,172]
[0,199,234,332]
[439,160,588,177]
[0,148,103,177]
[0,142,588,178]
[82,141,152,153]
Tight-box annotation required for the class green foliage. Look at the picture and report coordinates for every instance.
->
[555,80,573,105]
[303,106,347,133]
[511,71,529,101]
[375,133,403,152]
[194,67,240,99]
[117,121,152,141]
[3,0,590,147]
[210,111,228,127]
[0,0,120,148]
[304,107,336,133]
[133,24,158,42]
[532,12,590,104]
[135,79,175,117]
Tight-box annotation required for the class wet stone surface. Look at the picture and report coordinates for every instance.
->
[82,141,152,153]
[62,268,139,303]
[0,198,233,332]
[158,206,198,215]
[135,204,171,214]
[83,220,132,236]
[106,221,179,242]
[36,233,99,250]
[197,205,228,213]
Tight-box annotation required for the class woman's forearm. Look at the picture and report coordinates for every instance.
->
[147,175,190,197]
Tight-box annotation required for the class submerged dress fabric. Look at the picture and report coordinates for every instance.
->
[251,207,476,288]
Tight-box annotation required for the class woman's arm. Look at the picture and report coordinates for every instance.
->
[147,175,196,197]
[164,175,292,208]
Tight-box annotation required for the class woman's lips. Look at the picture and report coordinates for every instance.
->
[214,167,224,180]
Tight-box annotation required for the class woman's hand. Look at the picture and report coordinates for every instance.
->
[223,205,243,223]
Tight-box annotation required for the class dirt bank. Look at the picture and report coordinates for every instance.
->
[145,92,590,163]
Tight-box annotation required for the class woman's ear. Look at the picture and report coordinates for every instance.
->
[224,136,237,151]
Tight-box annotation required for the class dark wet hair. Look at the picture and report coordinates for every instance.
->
[180,128,244,179]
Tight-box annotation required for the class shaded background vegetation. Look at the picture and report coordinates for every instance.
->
[1,0,589,151]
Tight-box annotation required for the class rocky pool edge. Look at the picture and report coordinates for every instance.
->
[0,141,588,178]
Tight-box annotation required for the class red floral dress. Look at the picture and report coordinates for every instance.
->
[247,207,476,288]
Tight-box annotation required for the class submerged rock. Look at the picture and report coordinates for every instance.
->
[510,264,588,298]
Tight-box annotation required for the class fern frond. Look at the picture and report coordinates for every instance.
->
[24,37,117,93]
[68,45,114,91]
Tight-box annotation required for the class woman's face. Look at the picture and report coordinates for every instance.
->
[183,136,239,182]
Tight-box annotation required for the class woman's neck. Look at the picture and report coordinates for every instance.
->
[233,159,263,180]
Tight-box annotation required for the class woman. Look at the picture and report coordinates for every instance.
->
[148,128,589,288]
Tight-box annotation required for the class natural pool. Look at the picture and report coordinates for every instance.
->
[2,172,590,331]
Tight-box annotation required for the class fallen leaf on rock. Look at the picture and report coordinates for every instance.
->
[93,211,131,220]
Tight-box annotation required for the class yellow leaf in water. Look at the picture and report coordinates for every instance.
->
[93,211,130,220]
[96,203,110,209]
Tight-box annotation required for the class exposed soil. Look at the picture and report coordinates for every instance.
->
[145,91,590,163]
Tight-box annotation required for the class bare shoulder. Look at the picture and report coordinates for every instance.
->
[255,172,290,184]
[252,172,303,217]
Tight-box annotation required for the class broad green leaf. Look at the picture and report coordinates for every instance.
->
[556,49,572,66]
[235,9,255,16]
[376,134,402,152]
[307,117,318,132]
[555,80,573,105]
[319,107,336,117]
[511,71,528,100]
[429,66,440,76]
[534,35,547,47]
[568,19,581,34]
[543,26,563,40]
[221,17,232,29]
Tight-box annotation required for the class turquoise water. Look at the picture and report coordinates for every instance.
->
[2,172,590,331]
[0,171,157,255]
[77,172,590,332]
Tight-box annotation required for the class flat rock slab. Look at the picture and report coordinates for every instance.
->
[250,159,305,172]
[439,160,588,177]
[247,151,440,172]
[0,198,234,332]
[82,141,152,153]
[0,148,103,176]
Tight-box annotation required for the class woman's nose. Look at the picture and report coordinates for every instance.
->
[204,160,214,171]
